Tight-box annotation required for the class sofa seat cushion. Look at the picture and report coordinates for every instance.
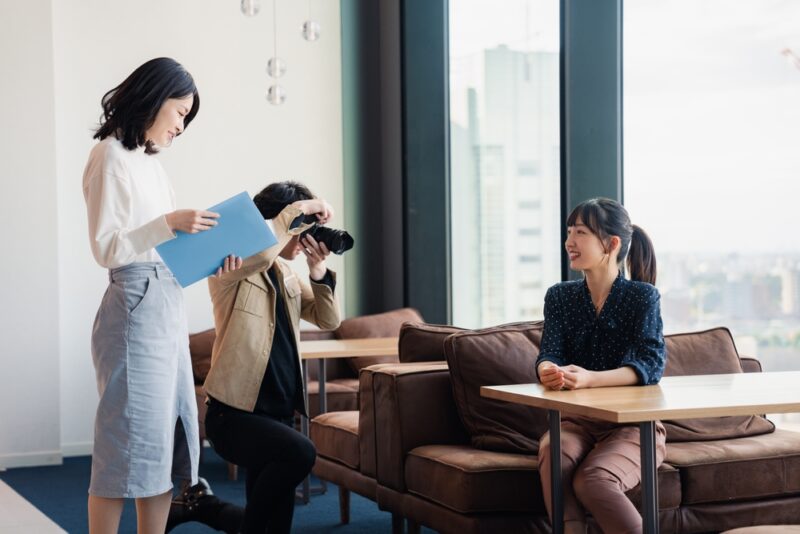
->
[309,410,360,469]
[306,378,359,418]
[666,428,800,505]
[405,444,682,515]
[662,327,774,442]
[405,444,544,514]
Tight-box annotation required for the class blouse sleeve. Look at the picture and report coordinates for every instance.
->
[536,286,568,378]
[620,285,666,385]
[84,170,174,269]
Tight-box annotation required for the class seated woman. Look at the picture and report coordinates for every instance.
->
[536,197,666,534]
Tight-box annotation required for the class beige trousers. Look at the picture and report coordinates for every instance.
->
[538,416,667,534]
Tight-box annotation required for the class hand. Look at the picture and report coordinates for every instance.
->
[561,364,594,390]
[215,254,243,277]
[293,199,334,225]
[537,362,566,391]
[301,234,331,280]
[167,209,219,234]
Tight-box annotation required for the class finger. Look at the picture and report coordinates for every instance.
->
[224,256,231,272]
[236,256,243,269]
[318,241,330,256]
[201,210,220,219]
[215,267,222,277]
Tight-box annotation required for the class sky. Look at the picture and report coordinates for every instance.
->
[449,0,800,254]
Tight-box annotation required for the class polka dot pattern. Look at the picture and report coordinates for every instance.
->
[536,274,666,385]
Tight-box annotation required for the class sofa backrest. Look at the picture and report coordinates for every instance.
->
[334,308,423,373]
[661,327,774,441]
[398,321,466,363]
[444,321,548,454]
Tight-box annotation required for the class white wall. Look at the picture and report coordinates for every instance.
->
[2,0,343,465]
[0,1,62,468]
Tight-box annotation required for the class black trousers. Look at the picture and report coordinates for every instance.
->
[205,400,316,534]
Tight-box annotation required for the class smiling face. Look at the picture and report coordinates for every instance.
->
[145,95,194,148]
[565,216,616,272]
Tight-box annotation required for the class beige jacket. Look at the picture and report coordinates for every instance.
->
[204,204,341,412]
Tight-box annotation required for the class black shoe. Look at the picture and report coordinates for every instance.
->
[165,477,244,534]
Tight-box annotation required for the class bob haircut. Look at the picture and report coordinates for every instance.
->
[93,57,199,155]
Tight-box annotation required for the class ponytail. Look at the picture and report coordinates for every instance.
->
[628,224,657,285]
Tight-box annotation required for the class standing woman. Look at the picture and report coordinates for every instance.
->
[536,197,666,534]
[83,57,238,534]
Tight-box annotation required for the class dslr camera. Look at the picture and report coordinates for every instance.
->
[301,214,354,255]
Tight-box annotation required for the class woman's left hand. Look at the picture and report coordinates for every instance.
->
[302,234,331,281]
[561,364,594,390]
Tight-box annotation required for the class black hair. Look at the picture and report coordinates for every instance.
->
[93,57,199,155]
[253,181,315,219]
[566,197,657,285]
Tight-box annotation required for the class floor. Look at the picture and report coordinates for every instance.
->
[0,481,66,534]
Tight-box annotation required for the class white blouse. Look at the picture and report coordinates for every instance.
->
[83,137,176,269]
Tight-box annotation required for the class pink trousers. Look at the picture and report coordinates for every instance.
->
[538,416,667,534]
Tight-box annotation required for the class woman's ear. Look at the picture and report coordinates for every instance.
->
[608,235,621,255]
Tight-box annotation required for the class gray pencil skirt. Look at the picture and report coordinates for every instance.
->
[89,262,199,498]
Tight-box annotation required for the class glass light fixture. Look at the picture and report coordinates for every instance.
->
[301,20,321,42]
[266,57,286,78]
[241,0,260,16]
[266,85,286,105]
[301,0,320,41]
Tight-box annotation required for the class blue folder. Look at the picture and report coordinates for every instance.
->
[156,191,277,287]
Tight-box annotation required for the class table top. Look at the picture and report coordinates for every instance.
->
[481,371,800,423]
[298,337,399,360]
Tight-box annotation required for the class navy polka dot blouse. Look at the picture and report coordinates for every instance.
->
[536,274,666,385]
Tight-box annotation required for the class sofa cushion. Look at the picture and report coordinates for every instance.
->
[309,410,360,470]
[399,322,465,363]
[189,328,216,383]
[405,444,544,514]
[665,428,800,505]
[335,308,422,373]
[405,444,681,514]
[662,327,774,442]
[445,322,547,454]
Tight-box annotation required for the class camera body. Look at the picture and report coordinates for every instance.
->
[300,214,354,255]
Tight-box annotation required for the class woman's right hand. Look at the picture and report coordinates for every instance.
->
[166,209,220,234]
[538,362,566,390]
[293,199,334,225]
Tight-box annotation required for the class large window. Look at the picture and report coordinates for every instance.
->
[625,0,800,428]
[449,0,561,328]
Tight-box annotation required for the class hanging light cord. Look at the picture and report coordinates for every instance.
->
[273,0,278,59]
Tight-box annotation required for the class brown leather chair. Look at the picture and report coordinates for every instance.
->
[310,308,464,528]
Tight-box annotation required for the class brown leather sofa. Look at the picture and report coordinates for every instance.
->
[367,322,800,534]
[309,311,456,528]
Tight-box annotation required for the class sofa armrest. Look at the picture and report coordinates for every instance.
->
[373,363,470,492]
[739,356,762,374]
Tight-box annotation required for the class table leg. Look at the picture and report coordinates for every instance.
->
[549,409,563,534]
[297,358,328,504]
[319,359,327,414]
[639,421,659,534]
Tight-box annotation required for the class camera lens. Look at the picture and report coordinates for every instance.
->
[301,224,354,255]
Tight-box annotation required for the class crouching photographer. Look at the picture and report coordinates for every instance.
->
[202,181,344,534]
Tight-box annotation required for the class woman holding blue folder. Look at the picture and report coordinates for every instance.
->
[82,57,241,534]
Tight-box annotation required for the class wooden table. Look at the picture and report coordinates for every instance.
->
[299,337,399,414]
[481,371,800,534]
[296,336,399,503]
